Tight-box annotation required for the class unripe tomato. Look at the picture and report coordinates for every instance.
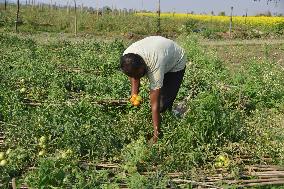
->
[214,161,223,168]
[0,152,5,160]
[136,95,142,102]
[38,150,46,156]
[20,88,26,93]
[61,152,67,159]
[0,159,7,166]
[217,155,226,162]
[39,136,46,143]
[223,159,230,167]
[66,149,73,155]
[6,149,11,155]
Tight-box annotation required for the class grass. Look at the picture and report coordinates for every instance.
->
[203,41,284,72]
[0,32,283,188]
[0,3,284,188]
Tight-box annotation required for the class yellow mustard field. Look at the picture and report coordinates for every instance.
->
[137,13,284,27]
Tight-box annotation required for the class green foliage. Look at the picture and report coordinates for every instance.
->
[0,33,284,187]
[273,21,284,35]
[24,157,120,188]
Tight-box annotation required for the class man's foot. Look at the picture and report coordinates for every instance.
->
[172,104,187,118]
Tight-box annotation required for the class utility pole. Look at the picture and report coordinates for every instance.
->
[4,0,7,10]
[229,6,233,37]
[74,0,77,36]
[15,0,20,32]
[96,0,99,17]
[67,0,70,13]
[245,8,248,24]
[157,0,161,34]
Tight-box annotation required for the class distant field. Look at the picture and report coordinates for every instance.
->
[138,13,284,27]
[1,32,284,188]
[1,4,284,39]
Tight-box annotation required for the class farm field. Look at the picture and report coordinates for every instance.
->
[1,4,284,39]
[1,32,284,188]
[202,38,284,69]
[1,3,284,189]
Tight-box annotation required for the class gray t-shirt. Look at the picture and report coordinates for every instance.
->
[123,36,187,90]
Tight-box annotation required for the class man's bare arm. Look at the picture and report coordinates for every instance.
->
[130,77,140,95]
[150,88,161,143]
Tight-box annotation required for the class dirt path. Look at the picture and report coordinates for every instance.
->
[200,39,284,46]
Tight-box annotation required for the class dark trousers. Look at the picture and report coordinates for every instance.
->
[159,67,185,113]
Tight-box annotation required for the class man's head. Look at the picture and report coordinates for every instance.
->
[120,53,147,79]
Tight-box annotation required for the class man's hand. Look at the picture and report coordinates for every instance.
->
[150,88,161,143]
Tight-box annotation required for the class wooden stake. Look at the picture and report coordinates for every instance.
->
[11,178,16,189]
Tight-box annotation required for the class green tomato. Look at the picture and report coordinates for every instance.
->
[38,150,46,156]
[136,95,142,102]
[39,136,46,143]
[20,88,26,93]
[214,161,223,168]
[0,152,5,160]
[61,152,67,159]
[6,149,11,155]
[0,159,7,166]
[66,149,73,155]
[40,144,46,149]
[216,154,227,162]
[223,159,230,167]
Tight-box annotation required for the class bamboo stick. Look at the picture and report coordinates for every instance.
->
[11,178,16,189]
[171,178,223,189]
[240,180,284,187]
[246,165,284,171]
[57,65,103,74]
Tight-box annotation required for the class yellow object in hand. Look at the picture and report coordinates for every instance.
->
[130,94,142,106]
[130,94,138,103]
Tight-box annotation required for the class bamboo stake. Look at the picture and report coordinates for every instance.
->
[12,178,16,189]
[21,98,129,107]
[240,180,284,187]
[172,178,223,189]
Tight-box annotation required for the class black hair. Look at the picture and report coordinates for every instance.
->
[120,53,146,78]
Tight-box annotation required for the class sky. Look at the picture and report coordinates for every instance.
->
[4,0,284,16]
